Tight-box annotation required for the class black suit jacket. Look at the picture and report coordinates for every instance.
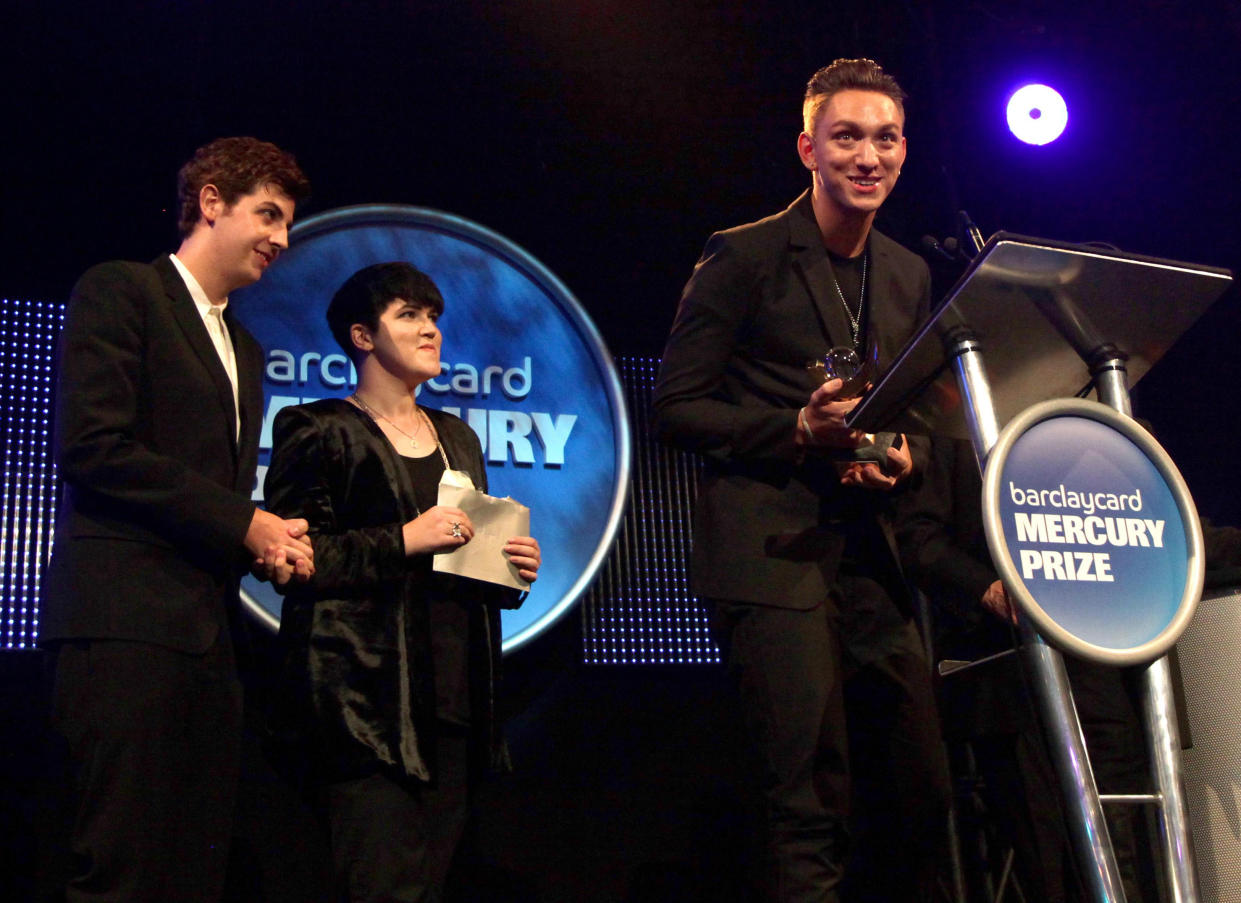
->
[42,255,264,653]
[653,191,932,610]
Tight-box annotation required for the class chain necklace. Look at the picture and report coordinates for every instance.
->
[351,393,425,451]
[830,250,868,348]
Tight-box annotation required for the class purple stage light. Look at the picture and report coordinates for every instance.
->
[1007,84,1068,145]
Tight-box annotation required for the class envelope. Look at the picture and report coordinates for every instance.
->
[432,469,531,590]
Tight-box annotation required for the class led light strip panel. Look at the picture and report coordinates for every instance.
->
[1,298,61,649]
[581,357,718,665]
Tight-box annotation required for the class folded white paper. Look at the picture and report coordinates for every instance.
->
[432,469,531,590]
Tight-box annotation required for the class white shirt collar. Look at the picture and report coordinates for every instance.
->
[169,253,229,317]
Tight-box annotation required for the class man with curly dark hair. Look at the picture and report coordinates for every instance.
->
[43,136,312,902]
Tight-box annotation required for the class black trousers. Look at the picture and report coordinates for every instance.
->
[49,634,243,903]
[325,727,471,903]
[712,579,950,903]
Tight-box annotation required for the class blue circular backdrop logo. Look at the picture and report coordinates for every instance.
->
[232,205,630,653]
[982,400,1202,663]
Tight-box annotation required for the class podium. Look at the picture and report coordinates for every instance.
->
[851,234,1233,902]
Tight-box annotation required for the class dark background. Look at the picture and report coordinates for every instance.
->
[5,0,1240,520]
[4,2,1241,898]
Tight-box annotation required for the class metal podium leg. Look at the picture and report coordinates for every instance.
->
[947,336,999,470]
[1140,656,1200,901]
[949,337,1127,902]
[1095,354,1201,902]
[1092,363,1133,418]
[1021,623,1128,902]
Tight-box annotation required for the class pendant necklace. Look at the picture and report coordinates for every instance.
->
[352,393,424,451]
[830,250,868,348]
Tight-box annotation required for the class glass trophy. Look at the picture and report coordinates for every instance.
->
[807,345,871,398]
[806,344,902,474]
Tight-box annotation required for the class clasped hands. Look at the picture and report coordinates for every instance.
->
[797,377,912,490]
[403,505,543,584]
[247,508,315,585]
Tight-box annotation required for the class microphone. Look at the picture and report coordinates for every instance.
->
[921,234,967,262]
[958,210,986,257]
[920,234,956,261]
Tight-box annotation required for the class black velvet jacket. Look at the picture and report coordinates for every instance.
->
[264,398,521,783]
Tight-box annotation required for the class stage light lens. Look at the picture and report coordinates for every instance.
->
[1007,84,1068,145]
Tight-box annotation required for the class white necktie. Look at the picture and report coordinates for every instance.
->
[206,305,240,441]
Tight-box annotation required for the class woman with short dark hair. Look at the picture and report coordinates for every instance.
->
[265,261,541,902]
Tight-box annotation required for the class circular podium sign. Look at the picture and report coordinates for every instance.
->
[232,205,630,653]
[982,399,1203,664]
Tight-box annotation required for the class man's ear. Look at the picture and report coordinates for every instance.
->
[199,184,224,225]
[797,132,816,170]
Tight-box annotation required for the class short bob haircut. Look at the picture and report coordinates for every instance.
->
[176,136,310,237]
[326,262,446,362]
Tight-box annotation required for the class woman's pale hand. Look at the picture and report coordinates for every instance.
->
[504,536,542,583]
[403,506,474,556]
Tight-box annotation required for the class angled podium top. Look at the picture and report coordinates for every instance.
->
[849,233,1233,438]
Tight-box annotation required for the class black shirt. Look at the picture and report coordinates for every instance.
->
[401,451,472,726]
[827,248,868,350]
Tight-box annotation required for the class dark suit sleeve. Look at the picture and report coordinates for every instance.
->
[1203,520,1241,570]
[55,262,255,556]
[896,437,997,624]
[903,265,934,481]
[652,232,801,465]
[264,405,409,596]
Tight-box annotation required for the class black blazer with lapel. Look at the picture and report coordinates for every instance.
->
[653,191,932,611]
[42,255,264,653]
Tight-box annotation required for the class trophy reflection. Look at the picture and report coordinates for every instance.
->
[806,345,872,398]
[805,344,903,475]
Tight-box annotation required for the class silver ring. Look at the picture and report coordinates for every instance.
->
[451,522,462,538]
